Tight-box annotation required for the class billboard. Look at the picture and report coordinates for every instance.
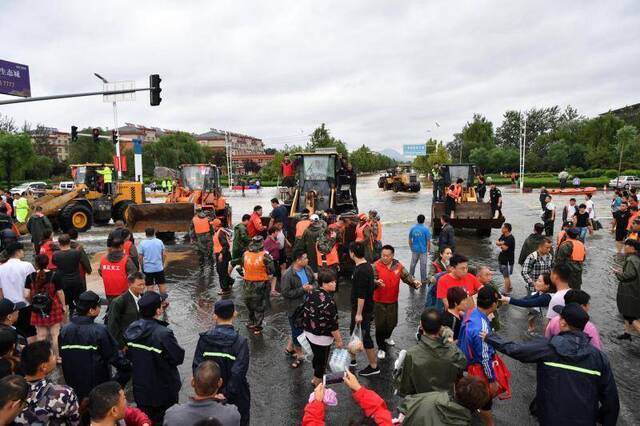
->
[0,59,31,97]
[403,144,426,156]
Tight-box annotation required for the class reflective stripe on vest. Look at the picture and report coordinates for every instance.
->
[213,229,224,254]
[127,342,162,354]
[543,362,601,376]
[561,238,585,262]
[61,345,98,351]
[203,352,237,361]
[192,216,211,234]
[243,251,269,281]
[316,242,339,266]
[100,255,129,296]
[295,219,311,238]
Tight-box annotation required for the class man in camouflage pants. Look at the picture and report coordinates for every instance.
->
[241,236,275,335]
[190,210,213,271]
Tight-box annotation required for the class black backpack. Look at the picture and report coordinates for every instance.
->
[31,272,54,317]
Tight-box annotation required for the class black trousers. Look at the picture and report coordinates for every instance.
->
[64,281,87,316]
[138,404,172,425]
[217,250,232,290]
[308,340,331,379]
[544,219,554,236]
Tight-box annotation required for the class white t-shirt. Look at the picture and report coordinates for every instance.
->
[565,205,576,220]
[546,288,570,319]
[0,258,36,304]
[585,199,595,219]
[276,230,286,250]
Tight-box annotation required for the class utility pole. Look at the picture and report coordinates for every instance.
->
[94,73,123,179]
[519,114,527,193]
[225,131,233,191]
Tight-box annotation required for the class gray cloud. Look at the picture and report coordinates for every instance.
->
[1,0,638,151]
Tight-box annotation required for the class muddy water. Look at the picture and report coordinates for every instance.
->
[74,176,638,425]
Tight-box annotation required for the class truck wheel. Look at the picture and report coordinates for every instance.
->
[476,228,492,238]
[112,200,133,222]
[156,232,176,243]
[60,204,93,233]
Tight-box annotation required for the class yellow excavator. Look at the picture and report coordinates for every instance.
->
[21,164,144,234]
[126,164,230,236]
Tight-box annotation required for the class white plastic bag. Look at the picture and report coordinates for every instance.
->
[347,324,364,355]
[329,348,350,373]
[297,333,312,357]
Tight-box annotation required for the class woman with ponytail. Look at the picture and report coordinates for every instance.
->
[24,254,65,361]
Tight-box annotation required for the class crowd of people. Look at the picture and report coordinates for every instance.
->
[1,182,638,426]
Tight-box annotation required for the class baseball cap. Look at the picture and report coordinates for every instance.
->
[138,292,163,317]
[214,299,235,320]
[310,214,320,221]
[76,291,108,311]
[0,299,26,318]
[553,302,589,330]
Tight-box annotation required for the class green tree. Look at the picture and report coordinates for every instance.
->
[495,110,523,149]
[349,145,395,173]
[25,156,54,180]
[307,123,348,158]
[145,132,206,169]
[453,114,495,162]
[582,113,625,169]
[616,125,640,169]
[546,144,570,171]
[0,131,35,187]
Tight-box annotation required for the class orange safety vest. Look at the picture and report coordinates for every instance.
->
[295,219,311,238]
[100,255,129,297]
[556,230,567,247]
[561,238,585,262]
[355,223,368,242]
[192,216,211,234]
[454,184,462,198]
[628,231,639,241]
[316,241,339,266]
[215,197,226,211]
[243,251,269,281]
[213,229,226,254]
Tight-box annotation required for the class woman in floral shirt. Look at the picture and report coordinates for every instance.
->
[303,268,343,386]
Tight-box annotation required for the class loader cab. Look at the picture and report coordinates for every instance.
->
[179,164,219,192]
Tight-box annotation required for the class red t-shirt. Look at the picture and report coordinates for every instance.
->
[436,273,482,299]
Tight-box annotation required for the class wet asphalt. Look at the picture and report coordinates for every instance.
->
[70,176,639,425]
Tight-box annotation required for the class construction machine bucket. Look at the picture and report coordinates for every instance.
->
[126,202,195,233]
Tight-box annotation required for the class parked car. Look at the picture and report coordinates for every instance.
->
[609,176,640,190]
[10,181,47,195]
[59,181,75,192]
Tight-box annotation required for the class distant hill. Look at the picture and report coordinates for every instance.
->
[380,148,408,162]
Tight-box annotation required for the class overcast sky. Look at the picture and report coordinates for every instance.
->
[1,1,639,152]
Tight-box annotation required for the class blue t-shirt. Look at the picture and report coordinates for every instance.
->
[270,205,288,225]
[138,237,165,273]
[409,224,431,254]
[295,268,309,285]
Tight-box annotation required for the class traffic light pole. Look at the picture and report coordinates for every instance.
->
[111,99,122,179]
[0,87,152,105]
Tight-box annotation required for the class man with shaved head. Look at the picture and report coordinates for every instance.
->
[164,360,241,426]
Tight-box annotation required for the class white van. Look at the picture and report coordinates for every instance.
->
[59,181,75,192]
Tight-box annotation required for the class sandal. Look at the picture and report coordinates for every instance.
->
[290,357,304,368]
[285,348,296,357]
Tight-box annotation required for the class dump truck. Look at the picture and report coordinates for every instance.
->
[431,164,505,237]
[23,164,144,233]
[378,167,421,192]
[126,164,230,236]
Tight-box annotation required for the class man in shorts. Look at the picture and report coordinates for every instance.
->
[138,227,167,297]
[496,223,515,294]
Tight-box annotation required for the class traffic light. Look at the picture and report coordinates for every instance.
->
[112,130,118,145]
[92,128,100,142]
[150,74,162,106]
[71,126,78,142]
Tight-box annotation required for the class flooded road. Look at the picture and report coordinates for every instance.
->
[72,176,638,425]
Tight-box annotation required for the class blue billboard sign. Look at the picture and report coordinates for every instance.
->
[403,144,426,156]
[0,59,31,97]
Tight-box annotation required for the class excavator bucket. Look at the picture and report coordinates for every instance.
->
[126,202,195,233]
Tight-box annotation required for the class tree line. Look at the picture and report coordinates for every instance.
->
[412,106,640,174]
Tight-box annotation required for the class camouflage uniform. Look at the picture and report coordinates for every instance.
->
[231,223,250,267]
[190,213,213,269]
[241,239,275,330]
[14,378,80,425]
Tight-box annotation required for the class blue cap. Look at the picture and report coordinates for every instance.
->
[214,299,235,319]
[138,292,162,317]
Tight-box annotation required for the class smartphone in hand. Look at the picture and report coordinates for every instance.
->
[323,371,344,385]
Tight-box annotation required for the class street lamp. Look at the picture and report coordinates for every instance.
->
[94,73,122,179]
